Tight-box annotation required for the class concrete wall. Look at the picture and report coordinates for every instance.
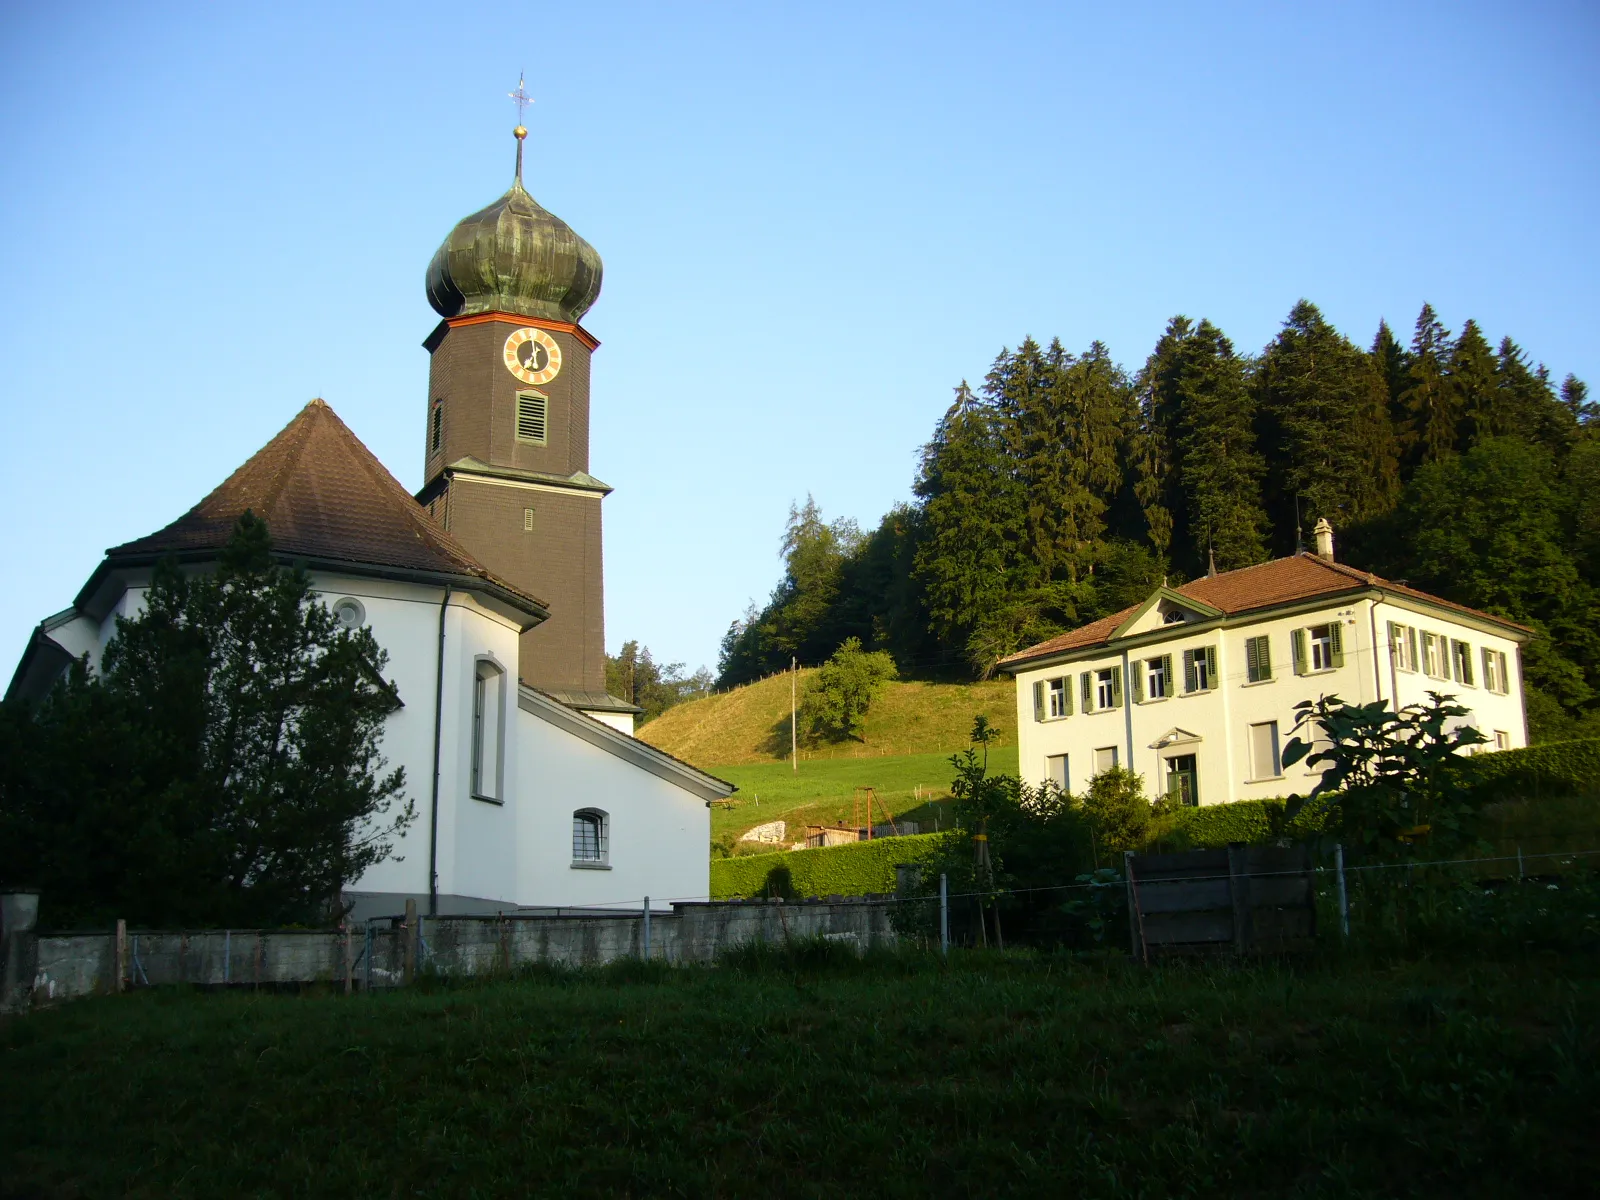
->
[8,900,896,1009]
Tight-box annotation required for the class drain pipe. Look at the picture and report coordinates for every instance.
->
[427,585,453,917]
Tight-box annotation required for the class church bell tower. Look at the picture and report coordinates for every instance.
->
[417,116,626,715]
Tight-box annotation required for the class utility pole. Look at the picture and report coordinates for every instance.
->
[791,656,798,772]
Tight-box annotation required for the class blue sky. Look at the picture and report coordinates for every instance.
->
[3,1,1596,679]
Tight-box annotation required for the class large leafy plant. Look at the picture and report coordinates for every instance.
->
[1282,691,1488,858]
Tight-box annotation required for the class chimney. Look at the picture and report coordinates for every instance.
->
[1313,517,1335,561]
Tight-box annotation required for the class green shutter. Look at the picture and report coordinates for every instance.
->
[1292,628,1308,675]
[1204,646,1217,687]
[1406,628,1418,672]
[1329,622,1344,668]
[1161,654,1173,694]
[1080,671,1093,713]
[1032,680,1044,722]
[1111,665,1123,708]
[1182,649,1195,693]
[1130,661,1144,704]
[1245,636,1259,681]
[1257,636,1272,681]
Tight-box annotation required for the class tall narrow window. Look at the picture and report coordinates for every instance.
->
[572,809,609,864]
[1451,639,1475,686]
[1245,635,1272,683]
[1048,676,1070,718]
[1095,666,1121,710]
[1093,746,1119,775]
[1249,721,1281,781]
[471,661,504,801]
[1421,632,1443,678]
[1389,622,1418,672]
[1183,646,1216,693]
[523,507,536,532]
[1145,654,1171,699]
[515,391,549,445]
[1045,754,1069,793]
[430,401,443,453]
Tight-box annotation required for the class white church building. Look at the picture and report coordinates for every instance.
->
[7,126,733,919]
[1001,521,1531,809]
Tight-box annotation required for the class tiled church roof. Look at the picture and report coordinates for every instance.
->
[999,553,1530,668]
[104,399,547,617]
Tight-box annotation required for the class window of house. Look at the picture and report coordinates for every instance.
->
[1165,753,1198,807]
[1309,624,1336,671]
[471,660,505,802]
[1095,667,1121,710]
[572,809,609,865]
[1048,676,1070,718]
[515,391,549,445]
[1482,648,1510,695]
[1145,655,1171,700]
[1494,730,1510,751]
[1451,639,1475,686]
[1045,754,1069,793]
[1245,635,1272,683]
[1389,622,1419,672]
[1421,632,1443,678]
[1249,721,1281,781]
[1093,746,1119,775]
[1183,646,1216,693]
[1295,623,1343,675]
[523,507,535,532]
[430,401,443,453]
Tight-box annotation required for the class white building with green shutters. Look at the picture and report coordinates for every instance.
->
[1000,523,1530,808]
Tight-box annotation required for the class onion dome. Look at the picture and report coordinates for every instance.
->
[425,127,603,324]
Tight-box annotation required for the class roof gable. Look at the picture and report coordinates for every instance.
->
[1110,586,1223,640]
[101,400,546,618]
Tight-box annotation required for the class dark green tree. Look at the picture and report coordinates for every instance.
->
[0,513,413,927]
[605,641,710,724]
[1451,318,1504,449]
[1496,337,1575,454]
[1139,316,1267,576]
[1370,319,1411,427]
[1256,300,1400,549]
[1397,304,1461,470]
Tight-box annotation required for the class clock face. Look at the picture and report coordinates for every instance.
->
[503,327,563,385]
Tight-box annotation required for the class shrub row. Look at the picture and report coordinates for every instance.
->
[1452,737,1600,799]
[709,832,950,900]
[1146,797,1333,851]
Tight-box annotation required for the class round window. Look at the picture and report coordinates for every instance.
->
[333,597,366,629]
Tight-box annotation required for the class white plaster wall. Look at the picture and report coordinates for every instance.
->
[1373,599,1528,750]
[1015,596,1529,807]
[583,709,636,735]
[514,707,711,909]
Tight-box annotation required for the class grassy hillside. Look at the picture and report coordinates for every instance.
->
[709,747,1019,848]
[640,671,1016,767]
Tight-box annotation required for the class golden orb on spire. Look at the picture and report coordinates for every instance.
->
[514,125,528,139]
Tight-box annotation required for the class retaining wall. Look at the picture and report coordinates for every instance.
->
[3,898,897,1011]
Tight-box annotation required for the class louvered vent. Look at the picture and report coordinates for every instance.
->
[515,391,548,445]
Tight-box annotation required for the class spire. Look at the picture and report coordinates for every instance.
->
[509,72,533,185]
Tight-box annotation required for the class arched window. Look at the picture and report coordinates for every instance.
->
[471,660,504,802]
[572,809,609,865]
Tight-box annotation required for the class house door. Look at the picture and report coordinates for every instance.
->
[1165,753,1199,807]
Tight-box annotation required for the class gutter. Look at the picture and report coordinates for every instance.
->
[427,585,452,917]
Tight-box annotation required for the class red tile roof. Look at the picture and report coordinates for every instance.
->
[105,399,546,616]
[999,553,1530,668]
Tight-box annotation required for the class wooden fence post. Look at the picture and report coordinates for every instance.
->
[114,919,126,994]
[343,925,353,995]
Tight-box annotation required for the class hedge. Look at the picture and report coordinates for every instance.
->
[710,832,950,900]
[1147,797,1333,851]
[1452,737,1600,799]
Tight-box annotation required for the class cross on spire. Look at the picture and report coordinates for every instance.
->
[509,73,534,127]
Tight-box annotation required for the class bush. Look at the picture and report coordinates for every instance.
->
[800,638,898,743]
[1452,737,1600,800]
[709,832,949,900]
[1146,797,1334,851]
[1080,767,1150,853]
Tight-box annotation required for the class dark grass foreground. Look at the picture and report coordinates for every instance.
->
[3,943,1596,1199]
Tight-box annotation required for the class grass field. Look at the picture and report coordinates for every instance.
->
[639,671,1016,767]
[710,747,1018,846]
[4,946,1595,1197]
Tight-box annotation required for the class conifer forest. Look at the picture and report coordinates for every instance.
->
[717,301,1599,742]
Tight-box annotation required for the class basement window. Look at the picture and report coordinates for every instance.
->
[515,391,548,445]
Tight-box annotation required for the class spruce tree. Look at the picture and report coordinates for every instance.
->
[1497,336,1575,452]
[1398,303,1461,470]
[1451,318,1503,448]
[1255,300,1400,549]
[1138,316,1267,576]
[1370,319,1411,428]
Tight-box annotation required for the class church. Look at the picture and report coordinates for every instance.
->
[6,122,733,919]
